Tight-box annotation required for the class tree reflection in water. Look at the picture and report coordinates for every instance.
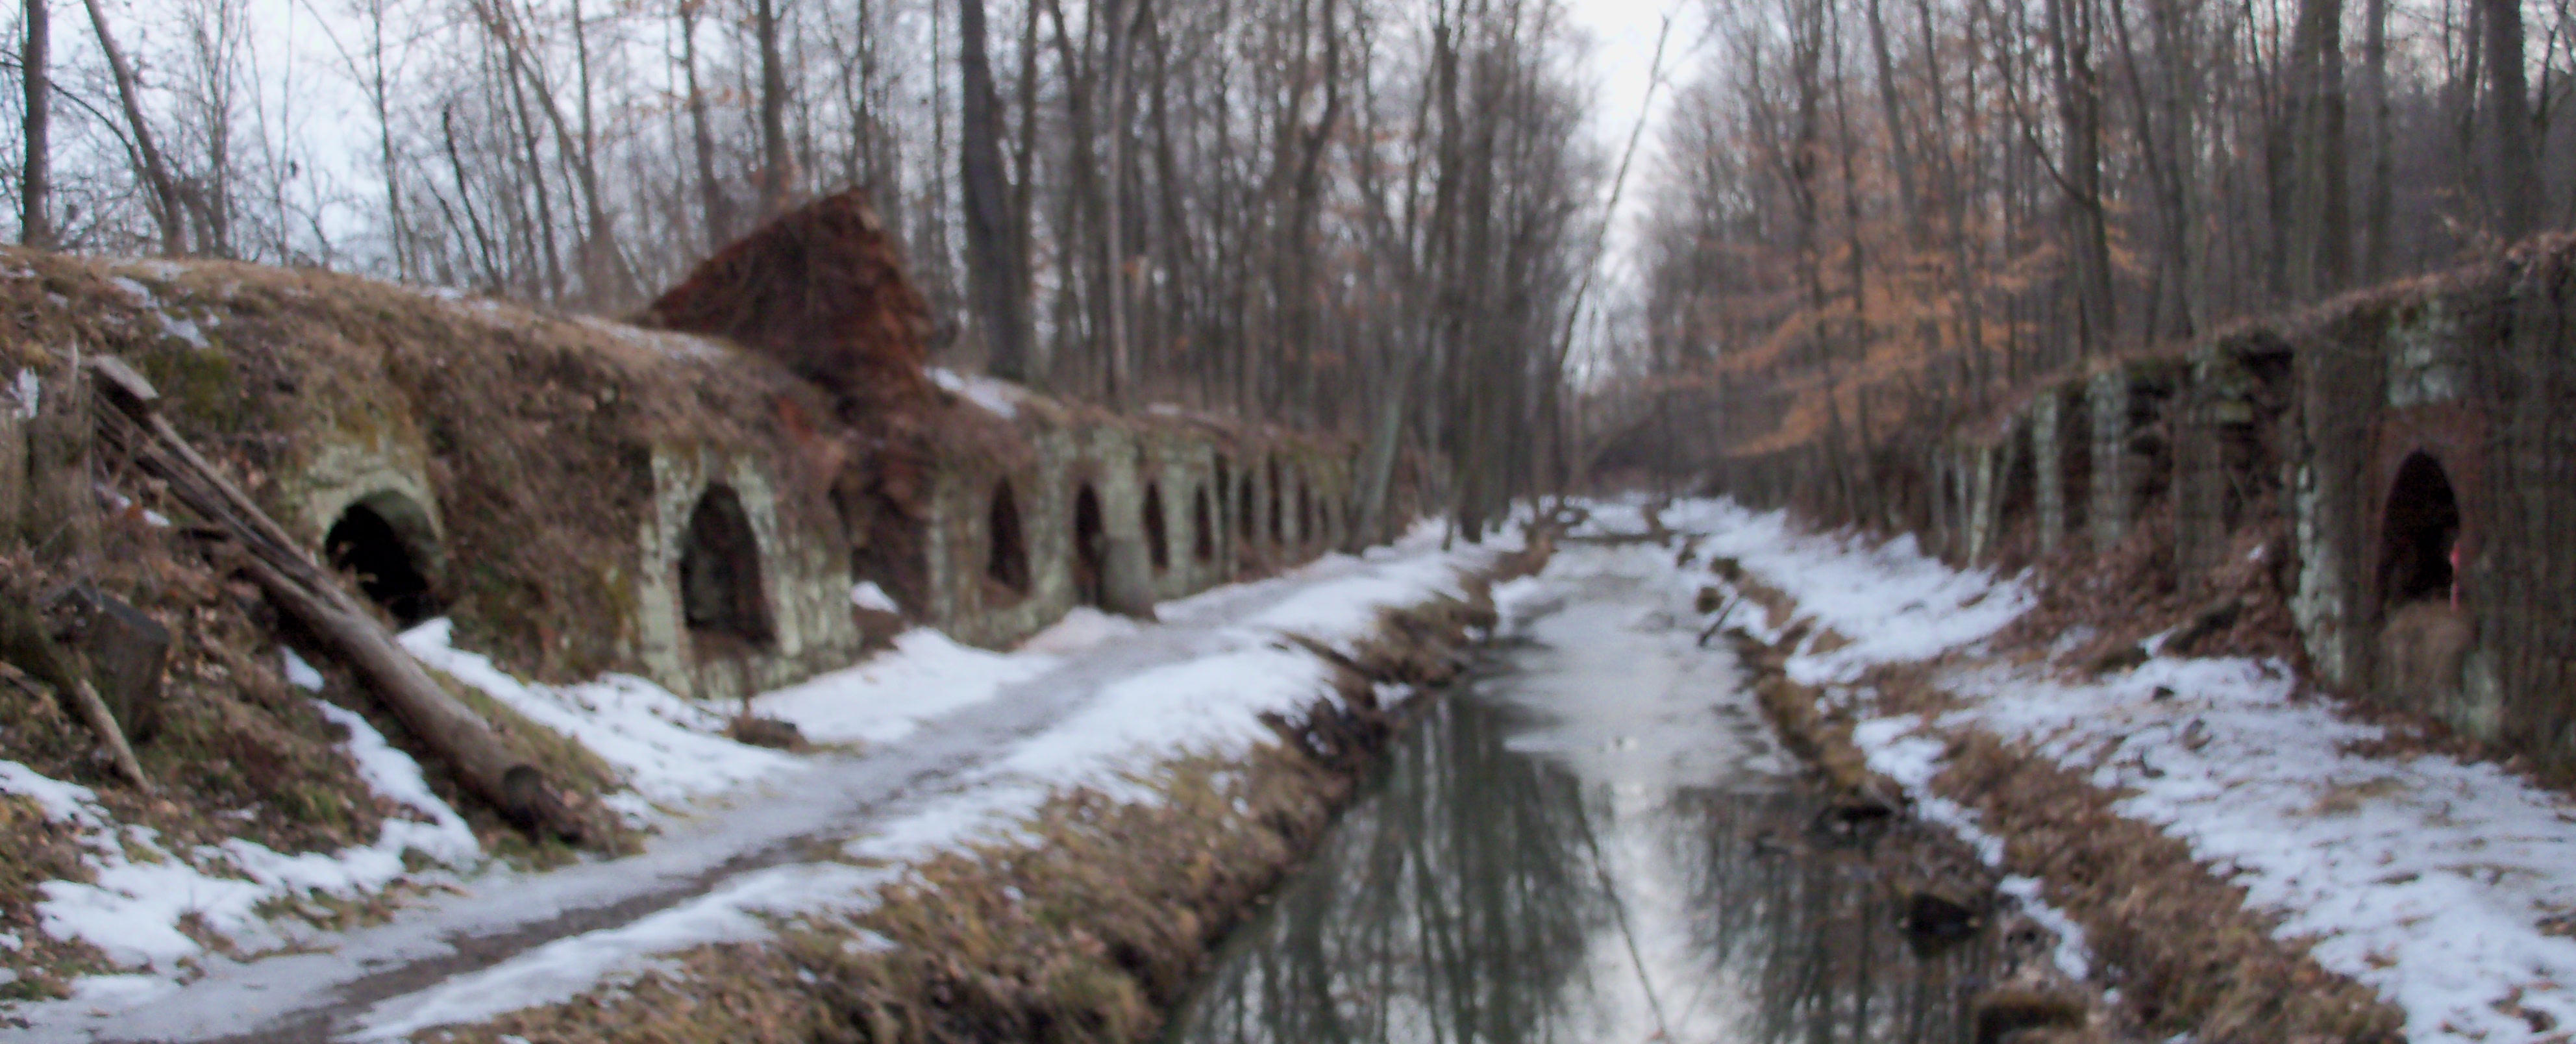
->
[1168,691,1994,1044]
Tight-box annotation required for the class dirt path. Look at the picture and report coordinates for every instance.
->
[19,544,1501,1044]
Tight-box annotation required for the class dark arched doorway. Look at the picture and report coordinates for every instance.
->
[1143,483,1170,572]
[2376,450,2471,714]
[1238,474,1257,541]
[2379,451,2461,608]
[987,480,1032,596]
[1072,484,1108,606]
[1191,485,1216,562]
[679,484,773,649]
[1296,480,1313,548]
[326,491,443,627]
[1267,458,1284,544]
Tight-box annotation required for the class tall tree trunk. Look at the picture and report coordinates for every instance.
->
[82,0,188,255]
[2360,0,2394,279]
[681,0,732,250]
[960,0,1032,380]
[21,0,50,247]
[1100,0,1148,406]
[1863,0,1922,242]
[494,32,564,301]
[2285,0,2348,298]
[2044,0,2114,355]
[366,0,407,279]
[440,105,504,290]
[1012,0,1043,380]
[756,0,793,218]
[2481,0,2536,240]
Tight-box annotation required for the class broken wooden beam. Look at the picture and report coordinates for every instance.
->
[84,356,586,840]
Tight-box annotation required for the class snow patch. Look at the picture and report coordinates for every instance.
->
[1949,655,2576,1041]
[927,366,1025,418]
[18,707,478,973]
[281,649,326,691]
[1670,499,2029,684]
[399,619,797,810]
[849,581,900,614]
[755,628,1057,747]
[354,862,895,1041]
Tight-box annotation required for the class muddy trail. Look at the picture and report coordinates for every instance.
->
[21,547,1489,1044]
[1165,543,2039,1043]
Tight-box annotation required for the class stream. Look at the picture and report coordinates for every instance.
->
[1166,544,2002,1044]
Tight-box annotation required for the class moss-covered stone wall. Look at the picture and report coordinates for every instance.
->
[1712,235,2576,778]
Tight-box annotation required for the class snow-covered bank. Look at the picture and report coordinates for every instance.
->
[1668,496,2576,1041]
[0,703,479,976]
[353,521,1526,1041]
[1,516,1526,1043]
[357,523,1514,1039]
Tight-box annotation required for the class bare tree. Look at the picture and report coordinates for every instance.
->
[83,0,190,254]
[2483,0,2538,238]
[960,0,1032,379]
[21,0,50,247]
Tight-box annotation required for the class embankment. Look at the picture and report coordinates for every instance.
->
[1722,591,2401,1043]
[404,538,1551,1044]
[1702,234,2576,784]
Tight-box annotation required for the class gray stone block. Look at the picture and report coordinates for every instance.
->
[44,584,171,743]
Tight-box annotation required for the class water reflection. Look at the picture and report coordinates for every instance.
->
[1167,556,1994,1044]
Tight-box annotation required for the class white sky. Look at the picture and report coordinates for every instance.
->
[1560,0,1707,374]
[53,0,1705,364]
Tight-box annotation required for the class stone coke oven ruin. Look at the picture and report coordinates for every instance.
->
[18,190,1376,710]
[1716,236,2576,777]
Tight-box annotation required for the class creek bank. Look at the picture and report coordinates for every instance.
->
[1674,497,2421,1043]
[401,535,1551,1044]
[1718,588,2117,1043]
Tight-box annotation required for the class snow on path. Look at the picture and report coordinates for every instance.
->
[358,524,1502,1037]
[1665,497,2576,1041]
[12,521,1504,1043]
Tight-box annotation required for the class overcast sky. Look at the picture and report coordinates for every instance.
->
[1561,0,1707,371]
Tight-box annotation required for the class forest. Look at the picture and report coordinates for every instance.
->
[1616,0,2576,512]
[4,0,1609,540]
[8,0,2575,528]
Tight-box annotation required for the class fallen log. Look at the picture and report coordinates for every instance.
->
[84,356,586,840]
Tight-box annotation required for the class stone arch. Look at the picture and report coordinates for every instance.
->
[679,484,774,649]
[834,477,927,619]
[1296,477,1314,547]
[1267,457,1284,544]
[987,480,1032,596]
[1213,456,1232,534]
[1237,473,1256,541]
[2379,451,2462,608]
[1072,484,1108,606]
[1191,484,1216,562]
[1142,482,1170,572]
[326,490,445,627]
